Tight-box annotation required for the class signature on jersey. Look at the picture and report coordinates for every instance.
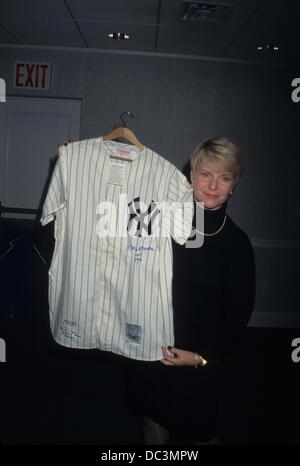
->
[127,244,156,264]
[60,320,81,339]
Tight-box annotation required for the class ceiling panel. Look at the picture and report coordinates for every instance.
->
[157,25,239,56]
[0,0,299,67]
[78,21,156,51]
[0,0,71,19]
[234,0,300,33]
[0,18,86,47]
[68,0,159,23]
[225,0,300,65]
[225,27,299,65]
[0,24,18,44]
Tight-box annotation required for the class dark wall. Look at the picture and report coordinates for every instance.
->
[1,46,300,326]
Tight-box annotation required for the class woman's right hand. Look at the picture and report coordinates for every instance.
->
[160,346,207,367]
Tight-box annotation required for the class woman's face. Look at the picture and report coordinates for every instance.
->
[191,162,236,210]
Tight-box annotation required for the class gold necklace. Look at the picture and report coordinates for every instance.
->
[194,215,227,237]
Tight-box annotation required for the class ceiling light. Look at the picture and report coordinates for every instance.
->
[108,32,130,41]
[257,44,279,53]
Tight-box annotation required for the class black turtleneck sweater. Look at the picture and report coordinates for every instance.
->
[126,204,256,439]
[172,203,256,365]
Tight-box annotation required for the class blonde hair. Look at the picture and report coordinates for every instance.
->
[190,137,243,180]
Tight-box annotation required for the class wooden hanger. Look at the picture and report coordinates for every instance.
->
[102,112,144,161]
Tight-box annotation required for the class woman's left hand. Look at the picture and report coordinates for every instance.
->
[160,346,200,366]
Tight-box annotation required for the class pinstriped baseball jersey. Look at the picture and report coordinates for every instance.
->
[41,137,193,360]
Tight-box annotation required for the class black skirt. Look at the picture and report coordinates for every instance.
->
[125,359,219,442]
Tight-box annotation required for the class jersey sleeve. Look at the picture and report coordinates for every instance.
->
[40,146,67,226]
[165,168,194,245]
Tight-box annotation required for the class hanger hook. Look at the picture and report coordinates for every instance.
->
[120,111,134,127]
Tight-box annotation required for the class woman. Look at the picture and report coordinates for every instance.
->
[129,137,256,444]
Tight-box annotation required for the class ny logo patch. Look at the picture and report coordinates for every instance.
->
[128,197,160,237]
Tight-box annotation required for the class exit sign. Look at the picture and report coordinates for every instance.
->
[14,62,52,90]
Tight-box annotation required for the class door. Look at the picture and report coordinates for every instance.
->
[0,97,81,218]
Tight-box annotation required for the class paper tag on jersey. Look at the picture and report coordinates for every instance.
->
[108,161,126,185]
[126,323,142,345]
